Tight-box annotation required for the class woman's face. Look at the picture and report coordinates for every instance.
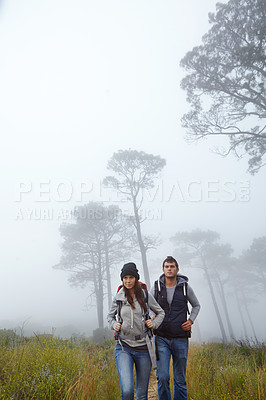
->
[123,275,136,290]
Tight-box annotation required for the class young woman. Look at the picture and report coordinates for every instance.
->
[107,262,165,400]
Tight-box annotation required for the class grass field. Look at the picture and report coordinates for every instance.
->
[0,329,264,399]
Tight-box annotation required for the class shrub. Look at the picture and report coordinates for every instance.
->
[92,327,113,343]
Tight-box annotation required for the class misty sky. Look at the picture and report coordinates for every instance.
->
[0,0,265,339]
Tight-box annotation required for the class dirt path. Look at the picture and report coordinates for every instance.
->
[148,370,158,399]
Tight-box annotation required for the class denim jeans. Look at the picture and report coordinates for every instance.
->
[115,345,151,400]
[155,336,188,400]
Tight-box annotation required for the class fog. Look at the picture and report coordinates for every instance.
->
[0,0,265,341]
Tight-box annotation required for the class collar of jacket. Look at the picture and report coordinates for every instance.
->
[158,273,189,287]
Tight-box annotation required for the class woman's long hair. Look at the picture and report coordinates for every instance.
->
[123,281,147,313]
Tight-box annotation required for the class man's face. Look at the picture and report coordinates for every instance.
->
[163,261,179,278]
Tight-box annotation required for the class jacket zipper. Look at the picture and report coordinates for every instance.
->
[130,307,133,328]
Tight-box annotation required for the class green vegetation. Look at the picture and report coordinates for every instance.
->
[0,330,119,400]
[187,341,265,400]
[0,329,264,399]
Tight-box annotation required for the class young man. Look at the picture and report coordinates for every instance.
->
[151,256,200,400]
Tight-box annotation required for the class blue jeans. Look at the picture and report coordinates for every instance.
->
[115,345,151,400]
[155,336,188,400]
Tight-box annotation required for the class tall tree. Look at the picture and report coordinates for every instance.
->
[229,237,266,338]
[241,236,266,292]
[103,149,166,288]
[204,242,237,340]
[54,202,133,328]
[180,0,266,174]
[229,259,258,338]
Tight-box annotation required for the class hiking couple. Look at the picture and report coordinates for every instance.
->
[107,256,200,400]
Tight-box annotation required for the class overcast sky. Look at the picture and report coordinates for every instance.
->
[0,0,265,339]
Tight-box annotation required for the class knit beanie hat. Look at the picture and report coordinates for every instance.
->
[120,262,140,281]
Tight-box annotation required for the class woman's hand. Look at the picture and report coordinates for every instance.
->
[145,319,154,329]
[114,323,122,332]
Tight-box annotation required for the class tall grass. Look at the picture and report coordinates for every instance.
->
[0,330,120,400]
[187,341,265,400]
[64,342,120,400]
[0,329,264,399]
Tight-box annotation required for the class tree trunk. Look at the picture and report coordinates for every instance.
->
[91,256,102,328]
[240,290,257,339]
[104,236,112,309]
[132,195,151,288]
[97,253,104,329]
[92,244,104,329]
[215,275,235,340]
[234,286,249,338]
[204,266,228,343]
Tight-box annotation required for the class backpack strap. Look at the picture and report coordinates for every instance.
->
[143,287,148,304]
[183,282,190,315]
[116,299,122,319]
[141,287,149,320]
[114,299,123,343]
[154,280,159,301]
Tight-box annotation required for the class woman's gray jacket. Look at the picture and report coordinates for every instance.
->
[107,287,165,348]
